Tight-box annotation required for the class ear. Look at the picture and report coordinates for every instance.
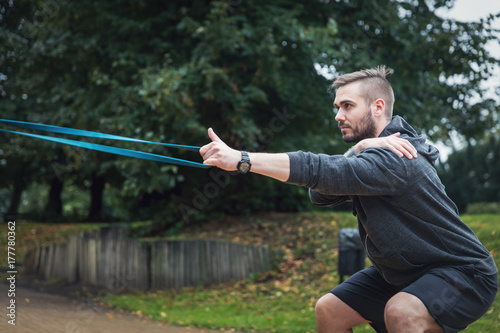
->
[372,98,386,118]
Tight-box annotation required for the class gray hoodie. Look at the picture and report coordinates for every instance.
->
[286,116,497,286]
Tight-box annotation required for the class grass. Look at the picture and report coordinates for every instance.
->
[100,212,499,332]
[101,211,352,333]
[3,212,497,332]
[459,214,500,332]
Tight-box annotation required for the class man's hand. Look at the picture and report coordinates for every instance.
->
[354,133,418,159]
[199,128,241,171]
[200,128,291,181]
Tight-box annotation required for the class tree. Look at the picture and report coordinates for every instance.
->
[1,0,498,228]
[438,135,500,212]
[321,0,499,142]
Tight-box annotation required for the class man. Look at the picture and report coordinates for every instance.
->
[199,66,497,333]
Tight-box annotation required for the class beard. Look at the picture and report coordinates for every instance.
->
[339,110,377,143]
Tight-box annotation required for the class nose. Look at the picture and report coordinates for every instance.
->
[335,109,345,122]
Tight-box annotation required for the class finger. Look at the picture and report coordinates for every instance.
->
[203,157,219,167]
[389,139,414,159]
[391,140,414,159]
[401,141,418,158]
[392,135,417,159]
[408,145,418,158]
[390,132,401,137]
[208,128,224,143]
[199,142,214,157]
[400,146,414,159]
[199,144,208,156]
[389,144,405,158]
[200,142,218,160]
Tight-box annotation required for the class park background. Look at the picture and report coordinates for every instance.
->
[1,0,499,332]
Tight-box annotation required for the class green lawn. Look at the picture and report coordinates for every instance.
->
[101,212,499,333]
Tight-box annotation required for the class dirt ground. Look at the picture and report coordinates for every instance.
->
[0,282,222,333]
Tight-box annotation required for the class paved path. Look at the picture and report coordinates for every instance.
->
[0,283,220,333]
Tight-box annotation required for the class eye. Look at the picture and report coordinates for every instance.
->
[344,103,352,109]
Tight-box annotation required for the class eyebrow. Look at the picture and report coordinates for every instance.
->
[333,99,356,108]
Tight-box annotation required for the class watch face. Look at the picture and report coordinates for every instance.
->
[239,162,251,173]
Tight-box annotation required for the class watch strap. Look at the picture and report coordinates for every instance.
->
[237,151,251,173]
[241,151,250,163]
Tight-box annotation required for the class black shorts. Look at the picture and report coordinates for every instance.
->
[330,265,498,333]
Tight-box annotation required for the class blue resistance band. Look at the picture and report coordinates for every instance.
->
[0,119,210,169]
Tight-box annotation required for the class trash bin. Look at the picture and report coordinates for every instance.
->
[338,228,365,283]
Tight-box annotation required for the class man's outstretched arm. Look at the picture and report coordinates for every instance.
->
[199,128,417,183]
[199,128,291,181]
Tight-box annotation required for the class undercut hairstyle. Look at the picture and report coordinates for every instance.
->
[331,65,395,119]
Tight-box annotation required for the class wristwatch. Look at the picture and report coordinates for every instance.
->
[237,151,251,174]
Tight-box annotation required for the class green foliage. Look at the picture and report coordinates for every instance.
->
[438,136,500,212]
[1,0,499,228]
[327,1,500,142]
[466,202,500,215]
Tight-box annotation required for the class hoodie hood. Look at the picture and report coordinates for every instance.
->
[379,116,440,165]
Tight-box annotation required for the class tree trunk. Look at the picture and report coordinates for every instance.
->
[45,176,64,216]
[7,179,24,215]
[87,172,105,221]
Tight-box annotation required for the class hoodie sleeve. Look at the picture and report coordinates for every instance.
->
[286,148,408,196]
[308,188,351,206]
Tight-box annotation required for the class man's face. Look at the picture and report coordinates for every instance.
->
[333,81,377,143]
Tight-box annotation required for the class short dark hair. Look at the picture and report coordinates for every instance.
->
[331,65,395,118]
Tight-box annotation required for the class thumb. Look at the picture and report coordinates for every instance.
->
[208,128,224,143]
[390,132,401,137]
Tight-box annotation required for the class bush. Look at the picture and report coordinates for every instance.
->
[465,202,500,214]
